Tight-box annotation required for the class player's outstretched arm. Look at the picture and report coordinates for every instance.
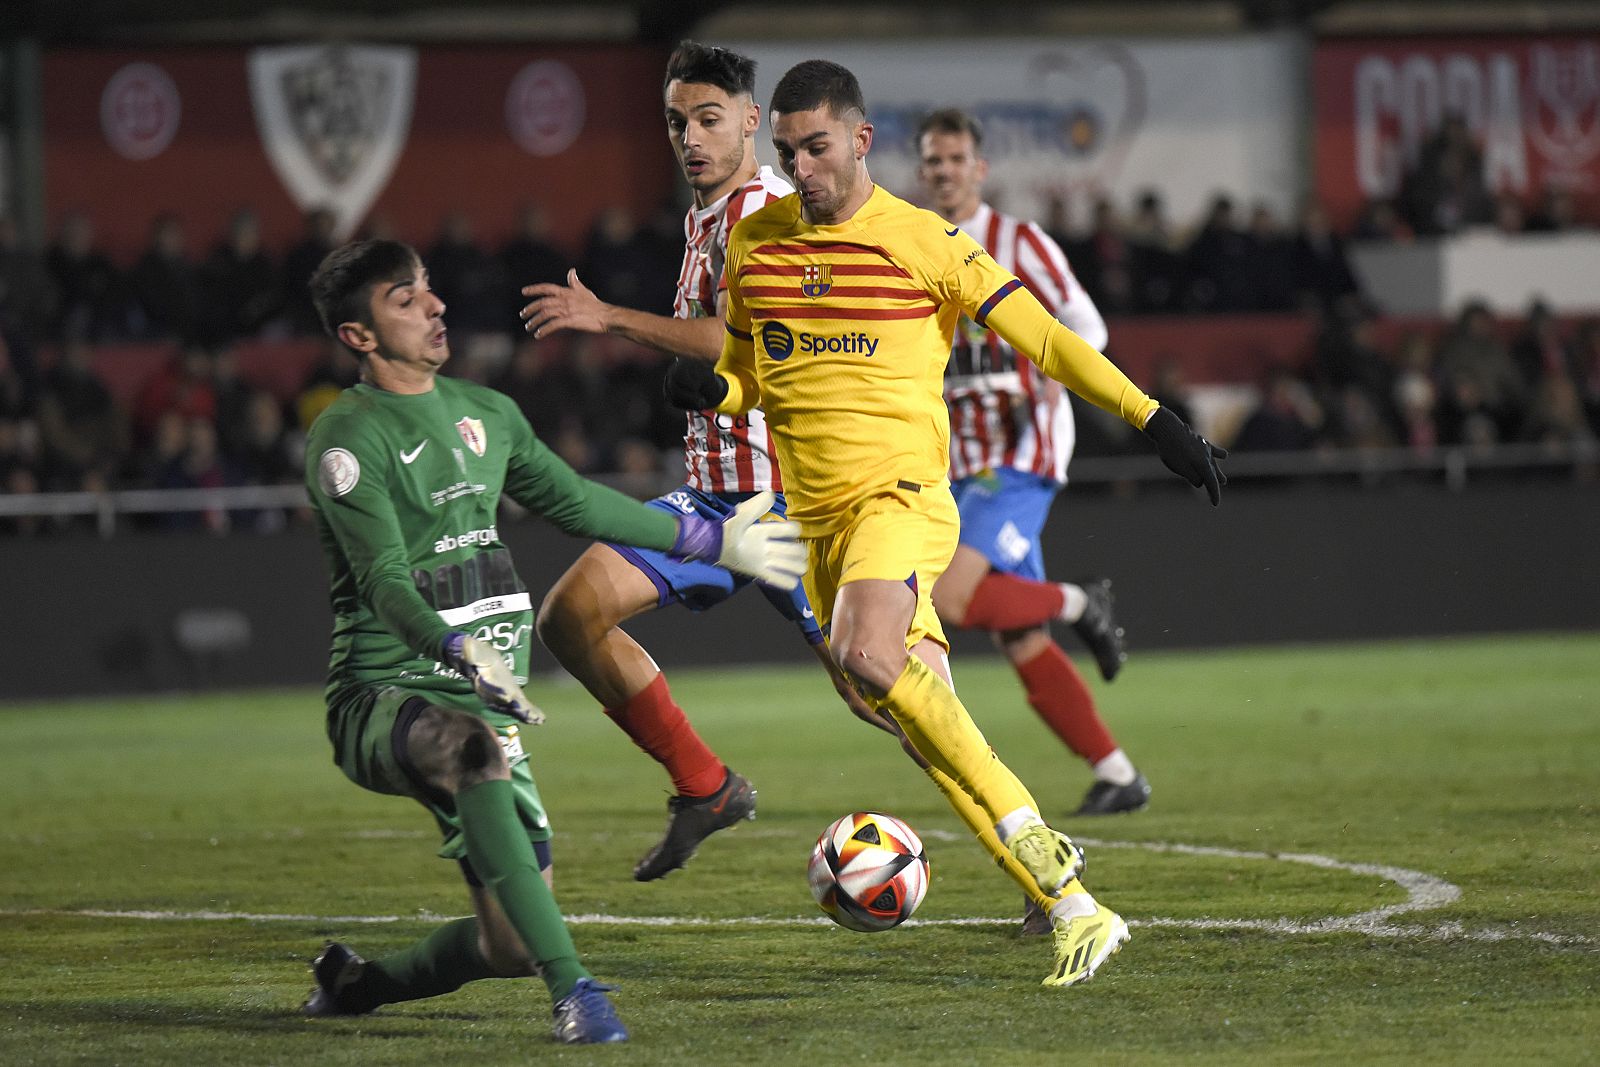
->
[1142,407,1228,506]
[441,632,544,724]
[519,268,723,360]
[670,490,806,590]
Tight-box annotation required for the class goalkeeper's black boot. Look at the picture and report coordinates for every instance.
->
[633,769,756,881]
[1074,773,1152,816]
[301,941,372,1016]
[1072,578,1127,682]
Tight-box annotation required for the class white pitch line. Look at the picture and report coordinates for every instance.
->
[2,839,1588,947]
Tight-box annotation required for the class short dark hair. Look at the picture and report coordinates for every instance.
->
[664,40,756,97]
[770,60,866,122]
[917,108,983,152]
[309,239,420,347]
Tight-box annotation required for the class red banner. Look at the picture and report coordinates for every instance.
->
[43,44,678,261]
[1313,35,1600,228]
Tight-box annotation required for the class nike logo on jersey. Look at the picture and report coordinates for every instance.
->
[945,226,960,236]
[400,441,429,464]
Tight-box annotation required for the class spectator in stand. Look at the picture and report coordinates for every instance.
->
[128,214,202,342]
[292,341,358,433]
[1243,202,1297,312]
[1526,187,1583,233]
[201,208,280,342]
[281,208,338,335]
[133,344,218,446]
[0,214,57,351]
[1311,303,1399,437]
[1125,189,1179,312]
[1232,366,1327,453]
[580,205,648,308]
[1183,194,1253,312]
[1392,332,1440,452]
[1148,357,1198,432]
[1350,197,1413,243]
[227,389,299,486]
[631,200,690,317]
[0,413,43,536]
[426,211,508,336]
[1399,113,1494,236]
[500,204,569,333]
[1079,196,1135,315]
[1511,300,1577,389]
[1519,371,1595,450]
[35,339,126,492]
[46,211,125,341]
[1493,192,1526,235]
[491,335,598,445]
[1571,320,1600,435]
[1434,300,1524,445]
[1291,201,1362,313]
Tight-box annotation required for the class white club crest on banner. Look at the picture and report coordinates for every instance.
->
[249,44,417,241]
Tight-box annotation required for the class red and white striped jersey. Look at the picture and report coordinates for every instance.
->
[944,202,1107,484]
[675,165,792,494]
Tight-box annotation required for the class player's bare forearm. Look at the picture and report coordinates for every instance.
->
[519,268,722,360]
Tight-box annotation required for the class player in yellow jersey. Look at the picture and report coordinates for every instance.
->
[665,60,1224,988]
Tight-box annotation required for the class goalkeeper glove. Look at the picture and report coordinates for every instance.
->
[670,490,807,591]
[441,632,544,724]
[663,357,729,411]
[1143,406,1228,506]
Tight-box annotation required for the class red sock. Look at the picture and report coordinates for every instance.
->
[1014,641,1117,765]
[603,673,725,798]
[961,571,1065,632]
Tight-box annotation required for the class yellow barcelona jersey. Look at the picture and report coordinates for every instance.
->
[716,184,1155,534]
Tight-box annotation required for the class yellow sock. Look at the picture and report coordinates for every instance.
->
[922,763,1059,913]
[877,654,1040,825]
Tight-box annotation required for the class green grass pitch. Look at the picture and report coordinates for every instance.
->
[1,633,1596,1065]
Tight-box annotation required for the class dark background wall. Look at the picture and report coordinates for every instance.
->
[3,479,1595,701]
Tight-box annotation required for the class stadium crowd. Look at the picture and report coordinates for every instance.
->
[1,137,1597,535]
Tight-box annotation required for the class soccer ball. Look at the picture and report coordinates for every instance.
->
[807,811,929,932]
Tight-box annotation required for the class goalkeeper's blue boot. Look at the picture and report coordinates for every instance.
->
[301,941,372,1017]
[1072,578,1127,682]
[552,978,629,1044]
[633,769,756,881]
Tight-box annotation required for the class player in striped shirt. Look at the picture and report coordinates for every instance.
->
[668,59,1224,986]
[916,109,1152,824]
[519,42,883,882]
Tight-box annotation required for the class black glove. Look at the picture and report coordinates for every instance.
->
[663,357,729,411]
[1143,406,1228,506]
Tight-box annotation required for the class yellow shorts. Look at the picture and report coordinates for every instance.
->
[804,482,960,652]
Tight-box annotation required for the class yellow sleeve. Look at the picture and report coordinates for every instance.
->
[714,237,759,415]
[984,287,1159,429]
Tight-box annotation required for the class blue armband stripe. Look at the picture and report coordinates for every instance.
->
[726,322,753,341]
[974,279,1022,327]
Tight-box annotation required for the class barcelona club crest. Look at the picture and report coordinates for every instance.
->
[456,416,487,457]
[801,264,833,298]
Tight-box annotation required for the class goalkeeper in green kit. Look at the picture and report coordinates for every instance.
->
[298,240,804,1044]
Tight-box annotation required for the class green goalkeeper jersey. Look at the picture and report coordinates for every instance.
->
[305,375,678,708]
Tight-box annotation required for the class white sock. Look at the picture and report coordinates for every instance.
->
[995,807,1041,846]
[1092,750,1137,787]
[1057,583,1087,623]
[1049,891,1099,921]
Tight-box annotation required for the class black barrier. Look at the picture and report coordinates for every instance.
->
[1,480,1594,700]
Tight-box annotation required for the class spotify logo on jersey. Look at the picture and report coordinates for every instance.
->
[761,321,795,361]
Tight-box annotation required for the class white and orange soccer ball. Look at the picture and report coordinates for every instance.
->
[807,811,930,932]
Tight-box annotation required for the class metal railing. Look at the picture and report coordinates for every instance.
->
[0,441,1594,536]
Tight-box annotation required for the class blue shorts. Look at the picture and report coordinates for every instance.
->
[951,467,1059,581]
[604,486,824,645]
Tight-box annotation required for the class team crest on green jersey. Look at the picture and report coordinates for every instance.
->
[801,264,832,298]
[456,416,487,457]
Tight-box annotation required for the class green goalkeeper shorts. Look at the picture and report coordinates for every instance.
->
[327,684,552,862]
